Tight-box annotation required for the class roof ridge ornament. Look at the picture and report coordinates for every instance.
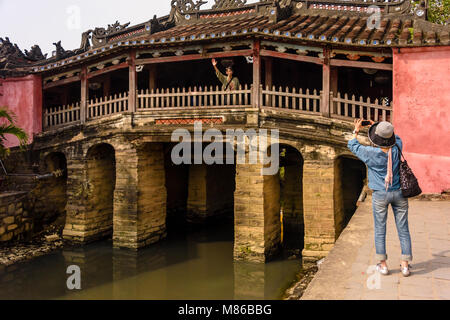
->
[170,0,208,13]
[212,0,248,10]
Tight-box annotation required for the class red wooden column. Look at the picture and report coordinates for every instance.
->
[321,48,331,118]
[149,65,157,91]
[253,40,262,109]
[264,57,273,88]
[129,49,137,113]
[330,66,338,114]
[80,66,88,124]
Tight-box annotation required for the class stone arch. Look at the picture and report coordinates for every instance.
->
[334,154,367,239]
[263,142,305,256]
[279,145,305,254]
[85,143,116,240]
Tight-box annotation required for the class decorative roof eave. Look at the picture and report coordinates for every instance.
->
[28,27,449,75]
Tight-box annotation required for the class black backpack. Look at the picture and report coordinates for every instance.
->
[395,145,422,198]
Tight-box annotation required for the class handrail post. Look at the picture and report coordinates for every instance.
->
[80,66,88,124]
[252,40,261,109]
[329,91,334,116]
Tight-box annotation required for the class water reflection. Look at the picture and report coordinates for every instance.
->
[0,223,302,300]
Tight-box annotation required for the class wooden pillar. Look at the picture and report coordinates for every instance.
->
[322,48,331,118]
[252,40,261,109]
[103,73,111,98]
[330,66,338,114]
[128,49,137,113]
[330,67,338,97]
[149,65,157,91]
[80,66,88,124]
[264,57,273,88]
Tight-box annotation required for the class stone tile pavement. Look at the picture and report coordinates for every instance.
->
[302,198,450,300]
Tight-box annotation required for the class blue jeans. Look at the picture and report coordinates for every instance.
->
[372,189,413,262]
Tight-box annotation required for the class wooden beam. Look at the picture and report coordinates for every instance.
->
[136,49,254,65]
[253,40,261,109]
[80,66,88,124]
[322,48,331,118]
[43,75,81,90]
[87,62,129,80]
[129,49,137,113]
[260,49,323,65]
[330,59,393,71]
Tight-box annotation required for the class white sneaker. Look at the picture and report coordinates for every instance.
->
[376,263,389,276]
[401,264,411,277]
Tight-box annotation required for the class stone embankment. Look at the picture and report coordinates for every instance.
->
[0,192,33,242]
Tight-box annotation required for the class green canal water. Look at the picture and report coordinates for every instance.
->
[0,222,303,300]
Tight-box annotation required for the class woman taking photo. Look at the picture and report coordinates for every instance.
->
[348,119,413,277]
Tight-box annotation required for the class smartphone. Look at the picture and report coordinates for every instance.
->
[362,121,372,126]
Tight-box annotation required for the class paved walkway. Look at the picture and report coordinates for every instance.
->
[302,197,450,300]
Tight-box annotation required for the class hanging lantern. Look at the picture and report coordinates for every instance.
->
[375,74,390,85]
[363,68,378,75]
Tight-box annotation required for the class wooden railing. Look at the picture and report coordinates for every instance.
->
[44,102,81,129]
[87,92,129,120]
[331,92,392,122]
[43,87,393,130]
[137,85,252,110]
[261,86,321,114]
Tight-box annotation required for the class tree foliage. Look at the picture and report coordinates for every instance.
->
[0,108,28,158]
[412,0,450,25]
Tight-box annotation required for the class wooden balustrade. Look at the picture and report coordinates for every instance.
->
[137,85,252,110]
[331,92,392,122]
[87,92,129,120]
[261,85,322,114]
[43,87,393,131]
[44,102,81,129]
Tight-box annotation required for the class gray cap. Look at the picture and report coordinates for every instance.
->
[374,121,394,139]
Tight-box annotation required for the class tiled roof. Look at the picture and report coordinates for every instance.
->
[144,12,449,47]
[2,0,449,76]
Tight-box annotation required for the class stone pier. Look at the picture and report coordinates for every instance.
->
[234,160,281,263]
[302,159,336,261]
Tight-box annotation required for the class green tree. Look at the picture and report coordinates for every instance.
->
[0,108,28,157]
[428,0,450,25]
[412,0,450,25]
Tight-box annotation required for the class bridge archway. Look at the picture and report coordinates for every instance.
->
[334,155,367,239]
[279,145,305,254]
[86,143,116,240]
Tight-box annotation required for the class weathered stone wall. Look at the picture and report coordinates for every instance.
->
[234,158,281,263]
[302,159,336,260]
[64,144,115,244]
[137,143,167,247]
[0,192,32,242]
[86,144,116,239]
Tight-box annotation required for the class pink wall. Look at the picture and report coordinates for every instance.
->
[393,46,450,194]
[0,75,42,148]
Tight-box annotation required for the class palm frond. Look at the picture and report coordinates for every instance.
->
[0,108,16,124]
